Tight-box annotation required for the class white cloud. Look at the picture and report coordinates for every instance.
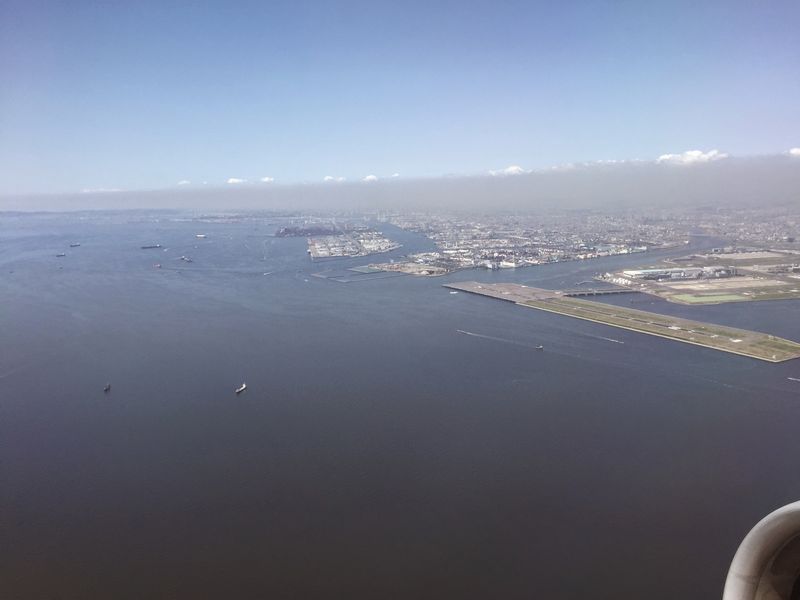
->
[656,149,728,165]
[546,163,577,172]
[391,173,400,178]
[593,159,624,165]
[324,175,346,182]
[260,176,274,183]
[788,148,800,157]
[226,178,247,184]
[177,180,191,186]
[362,174,378,182]
[489,165,528,176]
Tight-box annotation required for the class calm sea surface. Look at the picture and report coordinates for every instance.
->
[2,212,800,599]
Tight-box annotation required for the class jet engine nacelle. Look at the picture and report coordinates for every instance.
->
[723,501,800,600]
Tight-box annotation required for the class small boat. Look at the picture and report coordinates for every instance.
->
[69,243,81,247]
[56,253,66,257]
[103,383,111,393]
[235,383,247,394]
[535,345,544,351]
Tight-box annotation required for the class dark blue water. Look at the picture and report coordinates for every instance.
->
[2,212,800,599]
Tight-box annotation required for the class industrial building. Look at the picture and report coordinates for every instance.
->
[621,266,736,280]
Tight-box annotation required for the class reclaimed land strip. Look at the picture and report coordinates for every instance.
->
[444,282,800,363]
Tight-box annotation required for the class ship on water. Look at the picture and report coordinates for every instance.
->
[140,244,162,249]
[69,243,81,247]
[235,383,247,395]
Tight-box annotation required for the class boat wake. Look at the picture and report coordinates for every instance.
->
[456,329,544,351]
[0,362,35,380]
[581,333,625,344]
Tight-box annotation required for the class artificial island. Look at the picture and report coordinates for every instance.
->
[444,281,800,363]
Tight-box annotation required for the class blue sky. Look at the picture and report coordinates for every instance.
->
[1,0,799,194]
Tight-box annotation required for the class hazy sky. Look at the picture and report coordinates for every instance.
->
[1,0,799,195]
